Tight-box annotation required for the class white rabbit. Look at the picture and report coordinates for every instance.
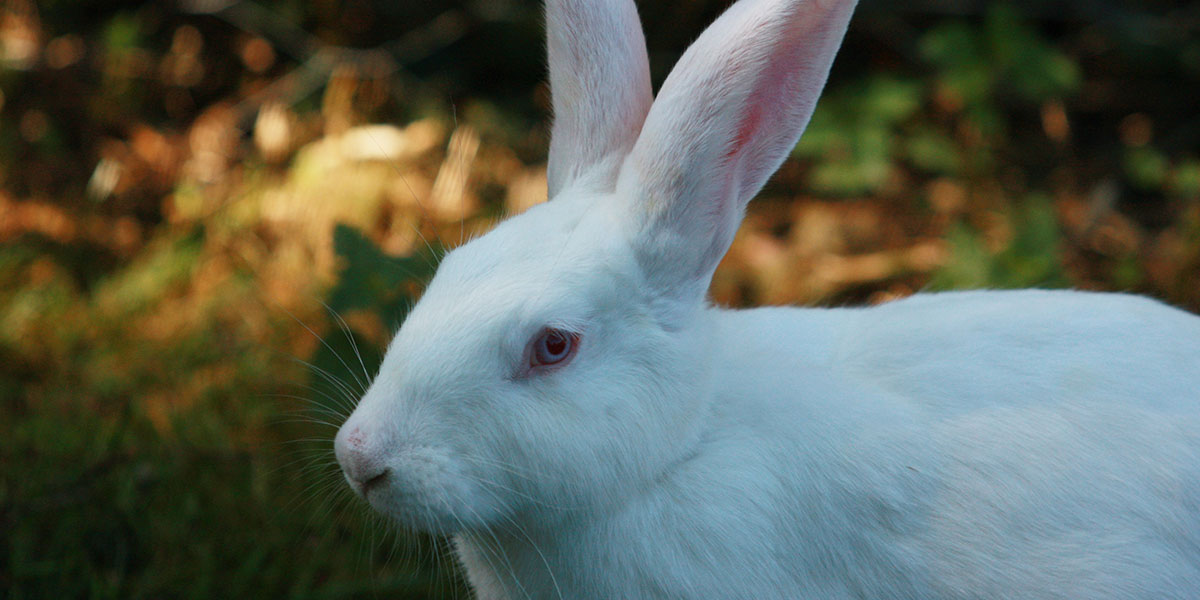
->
[334,0,1200,597]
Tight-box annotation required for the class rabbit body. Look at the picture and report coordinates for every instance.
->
[452,290,1200,600]
[334,0,1200,597]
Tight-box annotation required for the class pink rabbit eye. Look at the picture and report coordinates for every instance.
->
[530,328,579,370]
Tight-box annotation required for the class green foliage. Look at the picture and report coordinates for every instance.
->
[1124,146,1171,191]
[904,130,962,175]
[327,224,439,325]
[1125,147,1200,200]
[101,13,142,55]
[931,196,1069,290]
[921,4,1081,106]
[94,227,205,315]
[1172,160,1200,199]
[796,4,1083,195]
[794,75,922,194]
[0,219,459,598]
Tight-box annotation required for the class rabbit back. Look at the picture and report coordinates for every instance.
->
[698,288,1200,598]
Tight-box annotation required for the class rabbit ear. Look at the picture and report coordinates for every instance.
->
[617,0,856,326]
[546,0,653,197]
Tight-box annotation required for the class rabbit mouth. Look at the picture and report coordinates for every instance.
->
[372,489,497,536]
[359,447,502,535]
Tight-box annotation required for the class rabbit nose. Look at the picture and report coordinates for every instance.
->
[334,424,391,492]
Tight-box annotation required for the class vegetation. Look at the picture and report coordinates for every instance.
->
[2,0,1198,597]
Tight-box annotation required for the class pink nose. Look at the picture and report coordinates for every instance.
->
[334,424,390,493]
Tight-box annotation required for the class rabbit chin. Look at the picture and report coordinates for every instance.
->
[362,449,507,535]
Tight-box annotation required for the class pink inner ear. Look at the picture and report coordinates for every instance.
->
[724,22,772,163]
[723,12,824,201]
[727,97,763,161]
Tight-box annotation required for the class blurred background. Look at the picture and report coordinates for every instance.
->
[2,0,1198,597]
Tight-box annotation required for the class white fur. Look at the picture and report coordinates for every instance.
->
[334,0,1200,597]
[545,0,652,196]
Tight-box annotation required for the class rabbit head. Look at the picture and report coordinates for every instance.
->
[334,0,856,534]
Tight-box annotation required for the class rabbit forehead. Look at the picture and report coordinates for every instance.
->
[385,193,640,375]
[448,192,626,272]
[430,193,633,304]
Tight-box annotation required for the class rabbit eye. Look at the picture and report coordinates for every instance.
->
[530,328,579,370]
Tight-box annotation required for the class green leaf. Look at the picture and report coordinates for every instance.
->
[326,223,438,320]
[859,76,923,125]
[995,197,1067,288]
[931,196,1067,290]
[1169,159,1200,198]
[919,22,982,70]
[906,130,962,174]
[1124,147,1170,190]
[930,223,993,290]
[102,13,141,55]
[793,75,920,194]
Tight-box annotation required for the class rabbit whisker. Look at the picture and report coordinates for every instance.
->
[322,301,376,391]
[468,483,565,600]
[278,303,371,395]
[267,391,351,420]
[290,357,362,413]
[452,494,537,600]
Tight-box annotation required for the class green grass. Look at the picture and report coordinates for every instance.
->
[0,217,461,598]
